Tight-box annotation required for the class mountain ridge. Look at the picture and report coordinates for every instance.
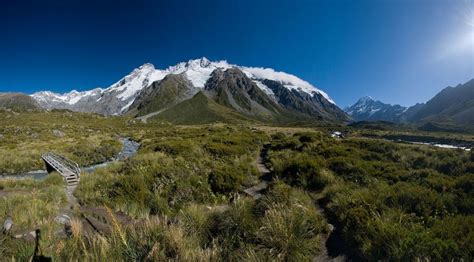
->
[406,79,474,125]
[0,93,41,111]
[30,57,348,123]
[344,96,407,122]
[346,78,474,127]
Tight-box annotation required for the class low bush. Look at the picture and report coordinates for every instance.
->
[268,132,474,260]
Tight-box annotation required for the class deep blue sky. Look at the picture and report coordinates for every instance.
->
[1,0,473,107]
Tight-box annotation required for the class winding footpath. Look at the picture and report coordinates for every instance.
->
[243,144,271,199]
[135,109,166,123]
[245,143,347,262]
[63,138,140,235]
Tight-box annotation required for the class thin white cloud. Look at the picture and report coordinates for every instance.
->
[241,66,335,104]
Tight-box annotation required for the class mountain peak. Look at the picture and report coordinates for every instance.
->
[345,96,407,122]
[138,63,155,70]
[196,57,211,67]
[356,96,374,104]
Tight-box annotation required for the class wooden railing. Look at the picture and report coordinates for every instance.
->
[41,152,80,186]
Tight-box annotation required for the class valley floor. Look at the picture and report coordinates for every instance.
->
[0,111,473,261]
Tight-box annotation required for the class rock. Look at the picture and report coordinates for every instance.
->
[52,129,65,137]
[0,134,3,140]
[3,216,12,234]
[54,214,71,225]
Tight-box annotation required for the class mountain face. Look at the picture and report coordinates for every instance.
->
[0,93,41,111]
[203,68,283,120]
[31,58,348,123]
[345,96,407,122]
[152,91,254,125]
[405,79,474,125]
[127,73,198,117]
[262,79,348,121]
[149,67,349,124]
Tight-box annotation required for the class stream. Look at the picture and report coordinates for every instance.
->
[363,134,473,151]
[0,137,140,181]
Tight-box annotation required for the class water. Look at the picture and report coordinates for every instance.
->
[379,134,472,151]
[0,137,140,181]
[116,138,140,160]
[408,141,471,151]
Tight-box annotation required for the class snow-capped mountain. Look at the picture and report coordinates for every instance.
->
[345,96,407,122]
[32,57,338,117]
[32,88,103,110]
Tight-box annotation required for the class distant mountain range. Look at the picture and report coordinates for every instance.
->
[1,57,472,128]
[405,79,474,125]
[29,58,349,124]
[345,78,474,127]
[344,96,407,122]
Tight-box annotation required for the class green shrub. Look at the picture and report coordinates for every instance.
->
[208,164,246,194]
[272,153,329,190]
[327,157,370,185]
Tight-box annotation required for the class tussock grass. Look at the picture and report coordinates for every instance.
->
[0,111,123,174]
[268,131,474,260]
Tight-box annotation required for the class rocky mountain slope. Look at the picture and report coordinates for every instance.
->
[344,96,407,122]
[261,79,348,121]
[0,93,40,111]
[31,58,349,123]
[127,73,198,117]
[137,66,349,124]
[152,91,255,125]
[203,68,284,120]
[405,79,474,125]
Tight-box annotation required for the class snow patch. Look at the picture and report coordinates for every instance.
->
[121,99,135,112]
[254,80,274,96]
[165,58,231,87]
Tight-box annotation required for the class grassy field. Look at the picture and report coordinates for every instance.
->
[0,111,473,260]
[0,110,123,174]
[0,174,68,258]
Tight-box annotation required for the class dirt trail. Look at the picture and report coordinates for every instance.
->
[244,144,271,199]
[135,109,166,123]
[58,138,139,235]
[247,143,348,262]
[313,196,346,262]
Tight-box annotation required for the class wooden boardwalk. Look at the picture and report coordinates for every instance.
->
[41,152,81,186]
